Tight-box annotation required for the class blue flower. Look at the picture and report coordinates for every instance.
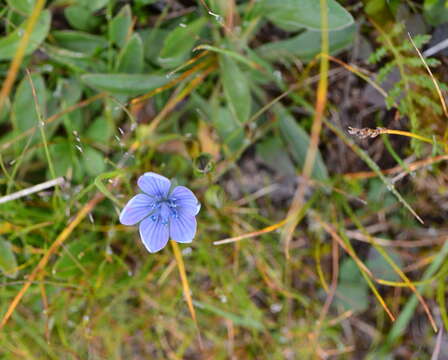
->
[120,172,200,253]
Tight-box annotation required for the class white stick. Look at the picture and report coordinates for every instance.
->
[0,177,65,205]
[423,38,448,57]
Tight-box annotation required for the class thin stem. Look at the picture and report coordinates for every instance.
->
[170,240,203,350]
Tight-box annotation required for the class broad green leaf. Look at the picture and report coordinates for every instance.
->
[116,34,144,73]
[276,105,328,181]
[81,73,172,96]
[141,28,169,63]
[48,139,83,181]
[0,97,11,124]
[213,107,244,152]
[109,5,132,48]
[0,10,51,60]
[333,258,369,312]
[257,25,355,62]
[6,0,35,15]
[366,248,403,282]
[64,5,101,31]
[220,55,252,123]
[45,44,107,73]
[136,0,158,4]
[83,146,106,176]
[75,0,109,12]
[0,238,18,278]
[86,116,113,143]
[158,17,207,68]
[256,137,295,176]
[52,30,108,54]
[12,73,47,134]
[257,0,354,31]
[57,78,83,133]
[57,78,83,106]
[424,0,448,25]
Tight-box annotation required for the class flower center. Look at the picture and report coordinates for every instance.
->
[150,197,179,225]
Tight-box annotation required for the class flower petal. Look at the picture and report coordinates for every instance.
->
[139,216,170,253]
[119,194,153,225]
[170,186,200,216]
[169,213,197,243]
[137,172,171,198]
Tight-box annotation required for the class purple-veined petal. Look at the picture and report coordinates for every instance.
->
[137,172,171,198]
[169,213,197,243]
[119,194,153,225]
[170,186,200,216]
[139,216,170,253]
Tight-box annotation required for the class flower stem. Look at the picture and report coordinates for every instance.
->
[170,240,203,349]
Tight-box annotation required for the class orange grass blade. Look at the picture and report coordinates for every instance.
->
[146,65,217,134]
[214,219,288,245]
[344,154,448,180]
[315,217,396,321]
[1,93,107,153]
[170,240,203,349]
[408,33,448,118]
[345,206,438,332]
[0,192,105,329]
[282,0,330,260]
[130,55,212,106]
[0,0,47,115]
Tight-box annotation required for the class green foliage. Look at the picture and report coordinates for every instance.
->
[257,24,355,62]
[220,54,252,123]
[0,10,51,60]
[256,0,354,31]
[0,1,446,358]
[0,237,18,278]
[424,0,448,25]
[334,258,369,312]
[277,105,328,181]
[369,24,444,137]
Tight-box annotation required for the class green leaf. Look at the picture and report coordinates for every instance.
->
[83,146,106,176]
[52,30,108,55]
[48,139,83,180]
[75,0,109,12]
[45,45,107,73]
[64,5,101,31]
[81,73,172,96]
[333,258,369,312]
[141,28,169,62]
[366,248,403,282]
[424,0,448,26]
[220,55,252,123]
[0,238,18,279]
[158,17,207,68]
[0,97,11,124]
[86,116,113,143]
[58,78,83,106]
[257,0,354,31]
[212,107,245,152]
[276,105,328,181]
[109,5,132,48]
[257,25,355,62]
[0,10,51,60]
[256,137,296,176]
[12,73,47,134]
[116,34,144,73]
[6,0,35,15]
